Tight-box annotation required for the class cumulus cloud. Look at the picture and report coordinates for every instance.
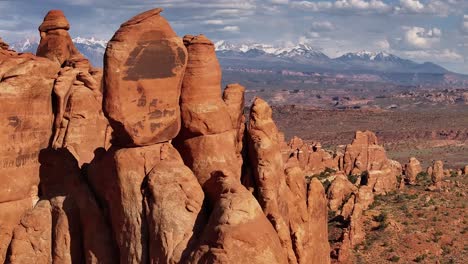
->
[398,0,424,13]
[375,39,390,50]
[402,26,441,49]
[394,0,458,16]
[311,21,335,32]
[219,26,240,32]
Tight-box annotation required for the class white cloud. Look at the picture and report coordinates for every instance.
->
[311,21,335,31]
[219,26,240,32]
[375,39,390,50]
[402,26,441,49]
[402,49,463,61]
[291,0,391,14]
[270,0,289,4]
[203,20,225,25]
[395,0,457,16]
[462,14,468,34]
[399,0,424,13]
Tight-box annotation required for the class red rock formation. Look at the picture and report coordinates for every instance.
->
[342,131,400,194]
[8,200,52,264]
[247,98,331,264]
[103,8,187,146]
[188,173,288,264]
[175,35,242,194]
[343,130,387,175]
[0,37,9,50]
[36,10,80,65]
[144,155,205,263]
[327,172,357,212]
[404,157,422,185]
[283,136,340,175]
[0,43,60,262]
[1,8,338,264]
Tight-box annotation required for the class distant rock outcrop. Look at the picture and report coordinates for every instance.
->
[404,157,422,185]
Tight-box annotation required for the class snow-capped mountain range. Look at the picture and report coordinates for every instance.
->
[10,37,106,67]
[8,37,462,85]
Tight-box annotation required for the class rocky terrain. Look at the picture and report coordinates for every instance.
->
[0,8,466,264]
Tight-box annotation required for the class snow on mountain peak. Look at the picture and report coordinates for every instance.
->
[214,40,327,58]
[72,37,107,48]
[339,51,399,61]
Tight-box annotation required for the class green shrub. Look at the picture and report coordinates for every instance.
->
[347,174,359,184]
[416,172,430,183]
[414,254,427,262]
[388,255,400,262]
[372,212,389,230]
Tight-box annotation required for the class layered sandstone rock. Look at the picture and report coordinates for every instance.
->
[247,98,330,264]
[103,8,187,146]
[404,157,422,185]
[0,44,60,261]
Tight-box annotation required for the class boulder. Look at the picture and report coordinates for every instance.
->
[103,8,187,146]
[8,200,52,264]
[144,157,205,264]
[88,144,163,264]
[187,173,288,264]
[0,198,32,263]
[327,172,357,212]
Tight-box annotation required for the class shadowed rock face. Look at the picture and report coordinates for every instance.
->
[103,8,187,147]
[1,8,335,264]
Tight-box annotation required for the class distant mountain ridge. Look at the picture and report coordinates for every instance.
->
[8,37,467,86]
[10,37,105,67]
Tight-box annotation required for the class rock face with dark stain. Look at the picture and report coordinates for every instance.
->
[103,8,188,147]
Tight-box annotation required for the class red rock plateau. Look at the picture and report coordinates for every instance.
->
[1,8,467,264]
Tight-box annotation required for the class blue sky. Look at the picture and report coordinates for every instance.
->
[1,0,467,73]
